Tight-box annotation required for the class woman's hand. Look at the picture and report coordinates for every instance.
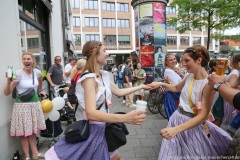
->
[140,84,151,90]
[39,90,47,97]
[164,76,171,84]
[124,110,146,125]
[208,72,226,87]
[160,127,179,140]
[147,82,162,90]
[5,72,13,82]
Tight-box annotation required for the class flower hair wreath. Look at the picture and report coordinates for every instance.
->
[87,43,103,56]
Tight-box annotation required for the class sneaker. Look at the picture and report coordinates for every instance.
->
[123,100,125,104]
[129,104,136,107]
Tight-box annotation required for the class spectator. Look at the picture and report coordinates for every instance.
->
[133,63,146,101]
[45,40,150,160]
[148,45,232,159]
[64,58,77,87]
[4,52,46,159]
[123,59,136,107]
[46,56,65,97]
[111,64,118,84]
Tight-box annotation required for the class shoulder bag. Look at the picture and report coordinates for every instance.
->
[17,70,36,101]
[102,80,129,152]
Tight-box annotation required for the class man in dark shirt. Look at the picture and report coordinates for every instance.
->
[123,59,136,107]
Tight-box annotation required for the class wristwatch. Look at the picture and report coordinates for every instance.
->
[213,82,223,91]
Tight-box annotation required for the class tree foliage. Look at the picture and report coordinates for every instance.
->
[168,0,240,50]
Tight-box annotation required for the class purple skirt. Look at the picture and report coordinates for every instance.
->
[158,109,232,160]
[50,122,110,160]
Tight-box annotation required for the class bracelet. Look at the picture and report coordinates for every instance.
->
[39,89,44,92]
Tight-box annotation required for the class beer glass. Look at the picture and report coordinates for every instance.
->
[216,56,228,76]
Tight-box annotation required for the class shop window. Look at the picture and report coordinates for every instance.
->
[204,37,212,46]
[86,34,100,41]
[26,23,36,30]
[167,36,177,45]
[103,35,117,45]
[118,35,130,45]
[84,0,98,9]
[27,38,39,49]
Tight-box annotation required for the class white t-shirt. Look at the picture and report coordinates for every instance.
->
[164,68,182,84]
[14,69,42,94]
[226,69,240,86]
[64,63,73,84]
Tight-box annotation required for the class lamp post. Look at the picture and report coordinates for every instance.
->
[131,0,168,83]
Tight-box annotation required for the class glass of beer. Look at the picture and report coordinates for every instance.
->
[216,57,228,76]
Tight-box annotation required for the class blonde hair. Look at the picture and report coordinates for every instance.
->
[22,51,35,68]
[82,41,102,76]
[231,54,240,70]
[70,59,86,79]
[164,53,175,67]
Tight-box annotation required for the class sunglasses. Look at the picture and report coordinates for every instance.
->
[55,59,61,61]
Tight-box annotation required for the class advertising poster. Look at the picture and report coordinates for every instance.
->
[136,26,140,48]
[153,3,165,24]
[139,4,153,25]
[155,67,165,81]
[154,45,167,67]
[140,46,154,53]
[141,53,154,67]
[140,24,154,46]
[142,67,155,84]
[154,24,166,45]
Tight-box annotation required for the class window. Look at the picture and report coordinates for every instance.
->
[27,38,39,48]
[204,37,212,46]
[73,17,80,26]
[180,36,189,45]
[74,34,81,45]
[103,19,115,28]
[102,2,115,11]
[167,36,177,45]
[103,35,116,45]
[193,37,201,45]
[85,17,99,27]
[118,35,130,45]
[26,23,36,30]
[72,0,80,8]
[166,22,176,30]
[117,3,129,12]
[86,34,100,41]
[166,6,176,15]
[84,0,98,9]
[117,19,129,28]
[179,22,189,28]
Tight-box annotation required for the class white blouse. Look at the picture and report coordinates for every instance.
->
[179,74,218,114]
[164,68,182,84]
[75,70,112,112]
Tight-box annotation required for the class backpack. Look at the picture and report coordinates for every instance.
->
[67,72,89,104]
[67,73,81,104]
[118,70,123,80]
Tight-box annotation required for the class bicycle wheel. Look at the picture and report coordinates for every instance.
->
[158,94,167,119]
[147,92,159,114]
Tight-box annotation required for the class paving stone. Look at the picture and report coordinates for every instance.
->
[134,146,157,158]
[124,139,141,147]
[136,128,153,135]
[140,138,160,146]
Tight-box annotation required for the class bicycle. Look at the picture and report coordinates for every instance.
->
[147,84,167,119]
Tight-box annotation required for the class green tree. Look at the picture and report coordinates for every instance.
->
[168,0,240,50]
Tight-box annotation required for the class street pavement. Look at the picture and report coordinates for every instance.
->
[38,73,168,160]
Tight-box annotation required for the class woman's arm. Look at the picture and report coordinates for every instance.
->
[83,78,146,124]
[228,74,238,87]
[161,84,215,139]
[4,79,17,96]
[148,74,188,92]
[110,82,150,97]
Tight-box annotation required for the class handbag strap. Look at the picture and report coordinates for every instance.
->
[100,76,109,113]
[32,70,35,85]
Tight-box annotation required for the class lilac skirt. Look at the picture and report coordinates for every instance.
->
[45,122,117,160]
[158,109,232,160]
